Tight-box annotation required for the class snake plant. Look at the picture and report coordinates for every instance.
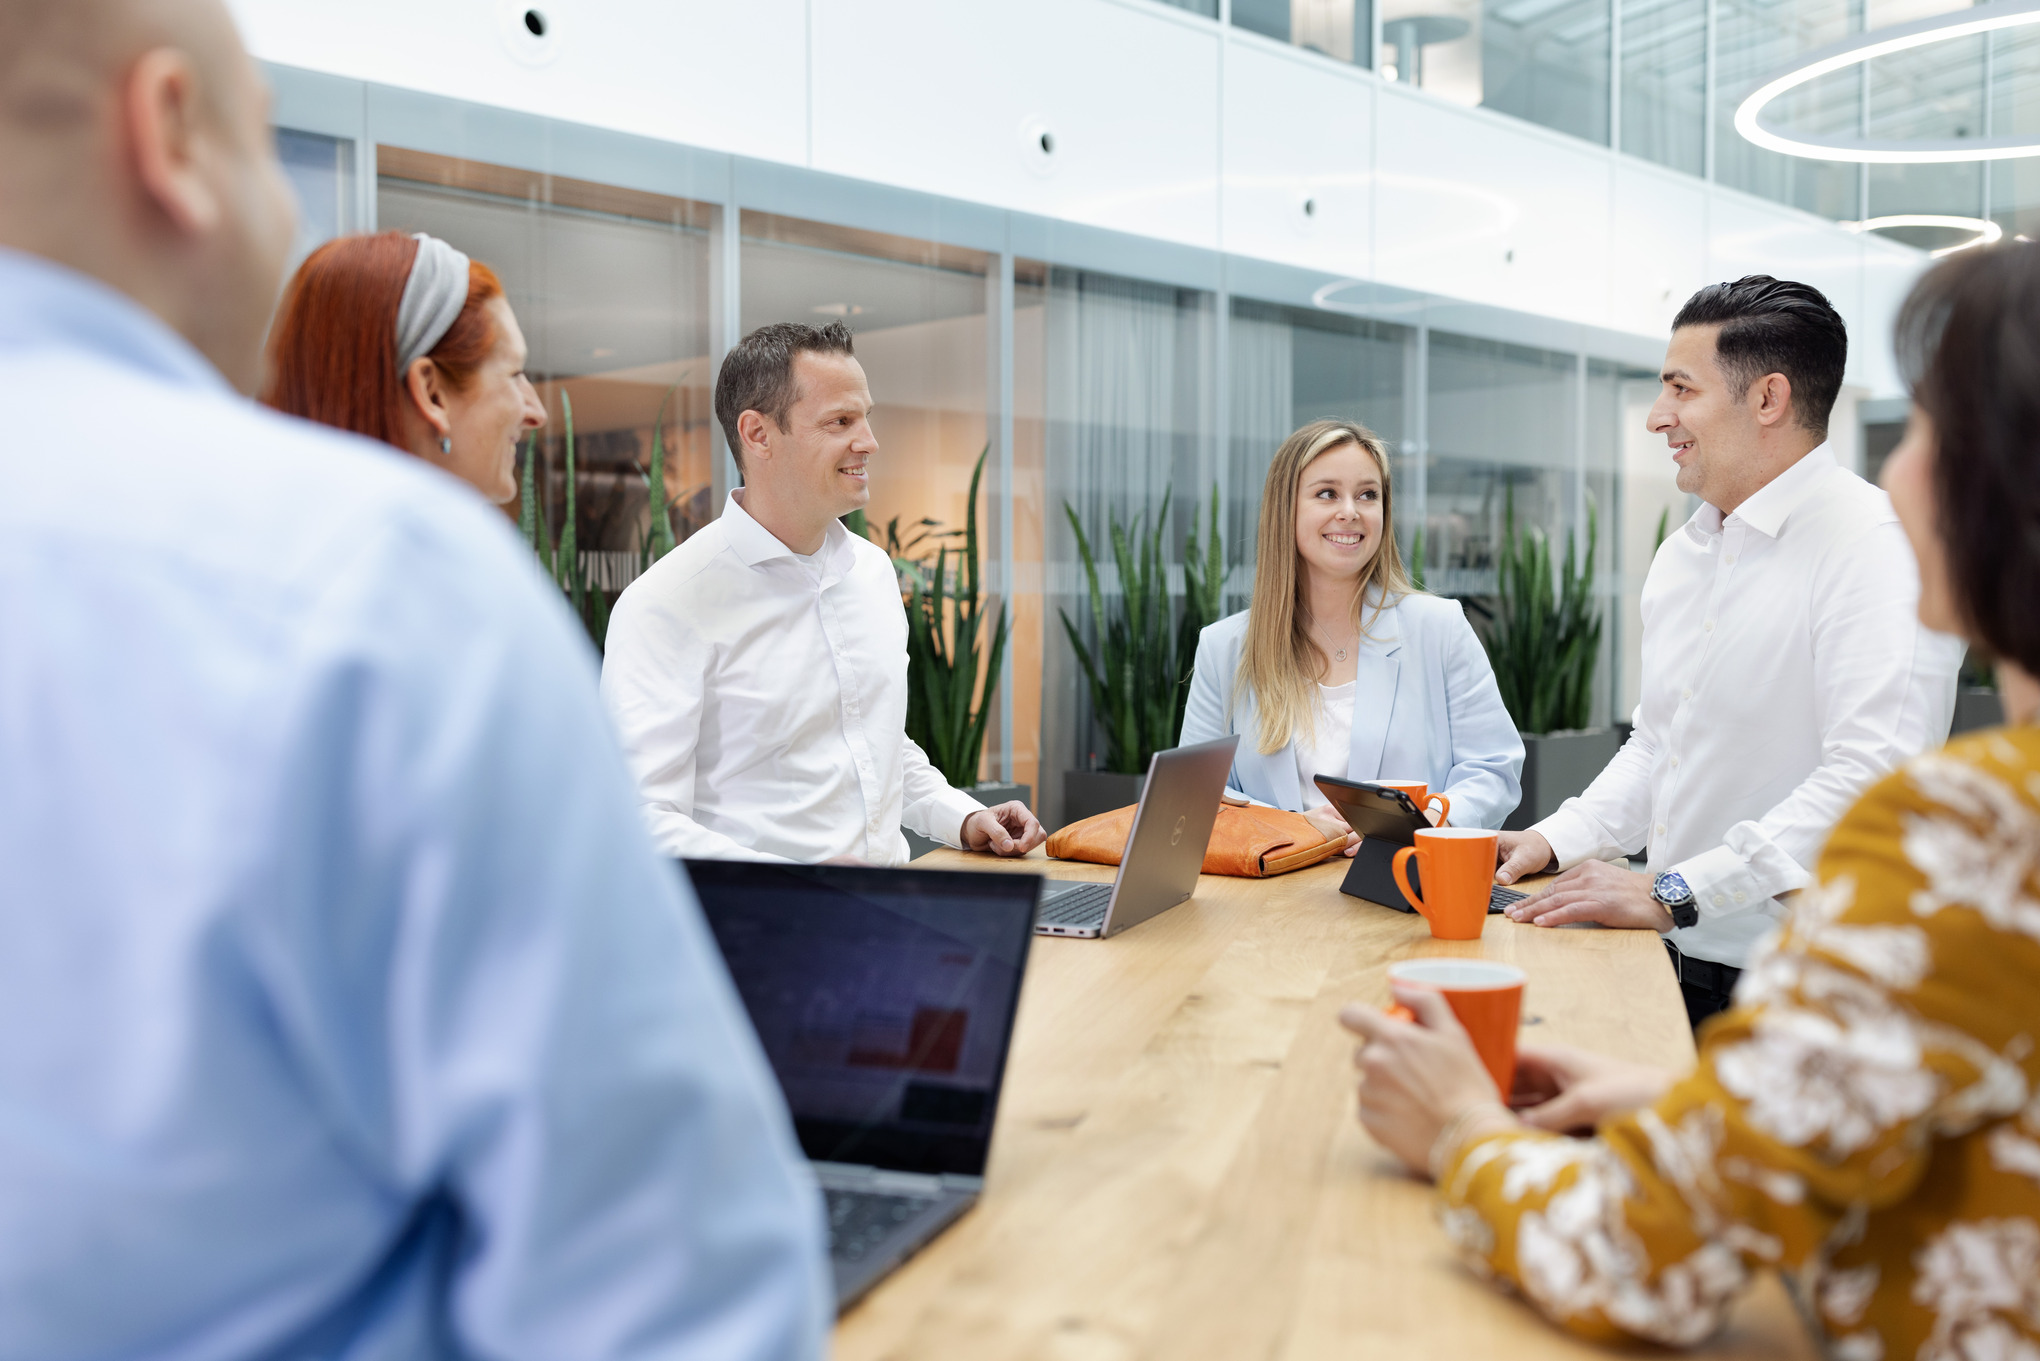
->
[1482,486,1601,735]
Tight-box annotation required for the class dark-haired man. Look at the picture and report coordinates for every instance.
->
[603,321,1046,864]
[1492,276,1963,1025]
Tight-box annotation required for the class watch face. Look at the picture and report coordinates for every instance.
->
[1654,871,1691,903]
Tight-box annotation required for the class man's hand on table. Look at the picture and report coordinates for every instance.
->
[1504,859,1674,932]
[962,803,1047,858]
[1510,1043,1677,1133]
[1492,829,1556,885]
[1339,986,1517,1178]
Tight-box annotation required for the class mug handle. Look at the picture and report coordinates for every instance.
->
[1427,794,1452,827]
[1393,845,1430,921]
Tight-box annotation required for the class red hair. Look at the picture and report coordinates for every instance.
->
[263,231,505,450]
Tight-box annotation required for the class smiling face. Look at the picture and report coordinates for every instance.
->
[1647,323,1781,511]
[437,296,547,504]
[1293,440,1385,589]
[754,350,877,521]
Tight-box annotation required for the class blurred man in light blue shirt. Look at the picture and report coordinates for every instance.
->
[0,2,829,1357]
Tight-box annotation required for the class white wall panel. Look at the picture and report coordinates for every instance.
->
[810,0,1221,251]
[229,0,809,164]
[1609,159,1709,342]
[1859,235,1930,400]
[1220,39,1373,281]
[1373,88,1612,328]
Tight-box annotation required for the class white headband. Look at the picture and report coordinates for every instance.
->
[394,233,473,374]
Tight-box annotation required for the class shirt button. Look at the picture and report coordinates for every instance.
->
[1724,554,1736,565]
[1733,891,1746,903]
[1655,823,1667,836]
[1712,893,1726,905]
[1703,620,1714,632]
[1669,756,1680,768]
[1682,688,1693,700]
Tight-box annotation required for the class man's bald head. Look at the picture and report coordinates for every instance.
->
[0,0,295,393]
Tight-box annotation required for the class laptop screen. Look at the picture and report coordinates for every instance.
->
[684,860,1039,1178]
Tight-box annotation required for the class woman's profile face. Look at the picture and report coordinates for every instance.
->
[1880,408,1962,637]
[1293,440,1385,587]
[438,296,547,504]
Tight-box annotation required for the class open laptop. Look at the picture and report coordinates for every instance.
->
[684,859,1039,1310]
[1034,734,1240,939]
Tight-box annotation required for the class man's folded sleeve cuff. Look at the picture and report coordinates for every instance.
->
[1668,844,1768,918]
[909,787,990,849]
[1531,804,1612,872]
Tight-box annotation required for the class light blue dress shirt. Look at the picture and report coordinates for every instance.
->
[1179,590,1526,829]
[0,249,830,1360]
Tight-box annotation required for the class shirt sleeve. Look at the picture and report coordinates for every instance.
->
[1435,603,1526,831]
[899,737,988,849]
[599,587,786,862]
[1433,749,2030,1350]
[1534,716,1659,869]
[1671,521,1960,918]
[281,520,829,1359]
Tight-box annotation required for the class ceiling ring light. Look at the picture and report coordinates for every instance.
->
[1735,0,2040,164]
[1841,213,2006,256]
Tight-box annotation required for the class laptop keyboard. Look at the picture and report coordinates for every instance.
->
[1490,885,1527,912]
[826,1188,936,1262]
[1036,882,1113,926]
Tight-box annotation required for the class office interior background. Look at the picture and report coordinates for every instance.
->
[235,0,2029,824]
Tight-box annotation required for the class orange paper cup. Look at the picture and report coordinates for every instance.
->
[1391,826,1498,940]
[1386,958,1526,1098]
[1376,779,1449,827]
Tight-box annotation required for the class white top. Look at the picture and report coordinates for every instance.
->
[0,249,827,1357]
[602,490,986,864]
[1295,680,1357,797]
[1533,445,1965,968]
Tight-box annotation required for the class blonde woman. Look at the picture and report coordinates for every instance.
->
[1179,419,1524,835]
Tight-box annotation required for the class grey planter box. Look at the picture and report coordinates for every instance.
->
[1951,688,2004,736]
[1061,769,1145,828]
[902,782,1032,860]
[1502,728,1623,831]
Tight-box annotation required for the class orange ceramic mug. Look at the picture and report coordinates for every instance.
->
[1391,826,1498,940]
[1385,958,1526,1098]
[1376,778,1450,827]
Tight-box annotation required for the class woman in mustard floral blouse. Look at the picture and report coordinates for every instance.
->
[1343,240,2040,1359]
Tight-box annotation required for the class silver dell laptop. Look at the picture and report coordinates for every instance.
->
[685,859,1038,1310]
[1035,734,1240,939]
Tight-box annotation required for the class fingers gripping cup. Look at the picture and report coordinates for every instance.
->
[1391,826,1498,940]
[1376,779,1450,826]
[1387,959,1526,1097]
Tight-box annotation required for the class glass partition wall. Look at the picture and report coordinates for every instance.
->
[272,120,1650,830]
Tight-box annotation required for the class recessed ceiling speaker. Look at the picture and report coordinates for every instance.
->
[498,0,564,67]
[1018,116,1058,177]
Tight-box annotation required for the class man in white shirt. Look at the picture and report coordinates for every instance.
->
[1493,276,1962,1024]
[0,1,827,1355]
[603,321,1047,864]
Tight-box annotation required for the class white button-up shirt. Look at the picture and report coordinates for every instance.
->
[1535,445,1964,967]
[603,492,985,864]
[0,248,827,1358]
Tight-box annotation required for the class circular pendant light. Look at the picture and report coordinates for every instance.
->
[1841,214,2006,255]
[1734,0,2040,164]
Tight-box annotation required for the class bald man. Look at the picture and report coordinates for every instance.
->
[0,4,827,1358]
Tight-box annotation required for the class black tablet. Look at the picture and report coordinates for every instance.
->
[1311,775,1429,846]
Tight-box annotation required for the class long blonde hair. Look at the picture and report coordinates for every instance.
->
[1236,419,1417,755]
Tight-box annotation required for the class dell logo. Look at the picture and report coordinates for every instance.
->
[1170,814,1187,846]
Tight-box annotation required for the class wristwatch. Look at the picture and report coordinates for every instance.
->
[1652,871,1699,930]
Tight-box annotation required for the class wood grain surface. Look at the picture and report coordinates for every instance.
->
[833,849,1815,1361]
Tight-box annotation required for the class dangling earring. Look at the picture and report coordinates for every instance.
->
[438,435,452,456]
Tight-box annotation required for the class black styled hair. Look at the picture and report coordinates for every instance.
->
[713,320,857,468]
[1894,241,2040,675]
[1671,275,1848,439]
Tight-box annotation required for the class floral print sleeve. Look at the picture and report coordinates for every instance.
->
[1436,732,2040,1358]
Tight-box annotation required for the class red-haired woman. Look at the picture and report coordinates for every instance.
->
[265,231,546,503]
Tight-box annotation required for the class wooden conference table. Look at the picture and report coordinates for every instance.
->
[831,849,1816,1361]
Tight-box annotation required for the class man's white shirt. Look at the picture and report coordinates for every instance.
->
[602,491,985,864]
[1533,445,1964,968]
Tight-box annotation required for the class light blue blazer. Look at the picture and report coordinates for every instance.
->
[1179,592,1526,830]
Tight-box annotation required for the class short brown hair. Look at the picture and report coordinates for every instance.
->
[263,231,504,449]
[1896,240,2040,675]
[713,321,856,467]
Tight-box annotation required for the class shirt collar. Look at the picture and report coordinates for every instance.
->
[0,247,233,396]
[1685,443,1835,542]
[721,490,857,577]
